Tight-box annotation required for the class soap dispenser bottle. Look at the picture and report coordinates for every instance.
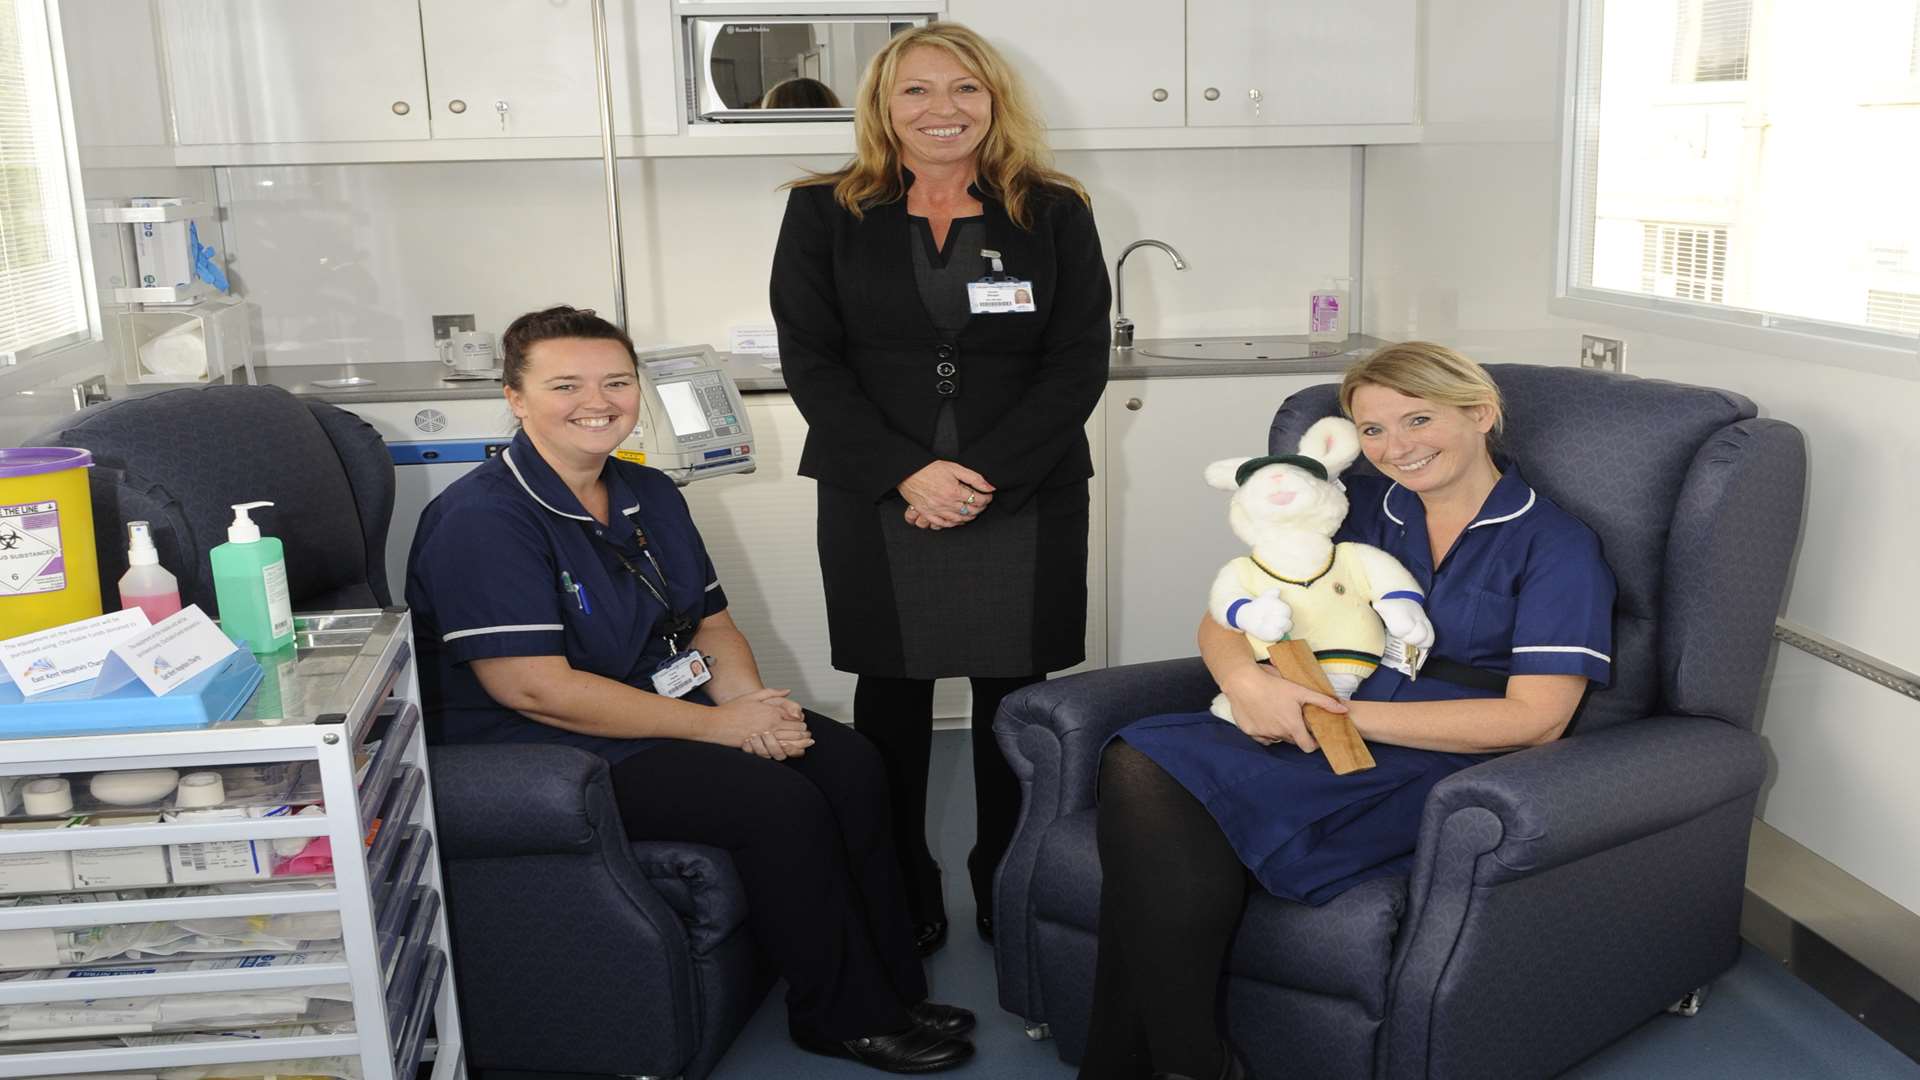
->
[1309,277,1351,344]
[210,500,294,653]
[117,521,181,622]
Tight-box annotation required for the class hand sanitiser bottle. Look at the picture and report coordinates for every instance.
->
[117,521,181,622]
[210,500,294,652]
[1309,277,1351,344]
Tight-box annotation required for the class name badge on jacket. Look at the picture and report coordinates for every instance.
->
[968,281,1037,314]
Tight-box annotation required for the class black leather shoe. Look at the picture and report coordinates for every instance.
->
[793,1025,974,1073]
[914,919,948,956]
[908,1000,975,1038]
[975,913,994,942]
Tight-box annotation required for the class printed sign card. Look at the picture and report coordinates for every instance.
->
[0,609,152,696]
[90,605,238,698]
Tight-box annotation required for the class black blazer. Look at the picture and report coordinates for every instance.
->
[769,176,1112,512]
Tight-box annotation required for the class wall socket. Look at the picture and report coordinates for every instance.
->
[1580,334,1624,372]
[432,313,476,341]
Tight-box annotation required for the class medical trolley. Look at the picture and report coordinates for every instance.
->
[0,609,463,1080]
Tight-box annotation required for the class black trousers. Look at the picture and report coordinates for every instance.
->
[854,674,1042,924]
[608,712,927,1041]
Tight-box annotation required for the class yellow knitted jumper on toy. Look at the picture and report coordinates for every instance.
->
[1231,544,1384,695]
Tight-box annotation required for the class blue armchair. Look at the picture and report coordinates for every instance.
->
[430,743,771,1079]
[992,365,1806,1079]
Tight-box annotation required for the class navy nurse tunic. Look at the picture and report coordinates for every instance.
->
[405,430,729,764]
[1118,465,1615,905]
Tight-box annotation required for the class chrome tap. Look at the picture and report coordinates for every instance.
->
[1113,239,1188,349]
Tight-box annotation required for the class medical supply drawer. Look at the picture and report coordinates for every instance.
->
[0,609,463,1080]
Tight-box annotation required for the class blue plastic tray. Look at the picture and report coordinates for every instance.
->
[0,650,264,739]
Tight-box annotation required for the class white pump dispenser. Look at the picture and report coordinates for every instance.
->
[226,500,272,543]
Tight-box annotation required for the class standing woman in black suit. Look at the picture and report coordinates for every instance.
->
[770,22,1112,953]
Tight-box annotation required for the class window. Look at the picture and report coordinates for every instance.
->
[0,0,89,364]
[1867,290,1920,336]
[1560,1,1920,353]
[1641,223,1727,304]
[1672,0,1752,83]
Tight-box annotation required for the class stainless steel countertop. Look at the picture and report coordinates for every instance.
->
[234,334,1384,404]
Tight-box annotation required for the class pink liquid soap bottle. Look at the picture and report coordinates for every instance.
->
[118,520,182,622]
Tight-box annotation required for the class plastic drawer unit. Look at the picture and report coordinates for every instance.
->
[0,609,464,1080]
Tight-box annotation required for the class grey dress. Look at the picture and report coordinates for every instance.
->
[871,216,1048,677]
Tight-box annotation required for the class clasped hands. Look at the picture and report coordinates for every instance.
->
[899,460,995,530]
[711,687,812,760]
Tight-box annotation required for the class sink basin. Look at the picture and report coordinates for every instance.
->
[1132,336,1352,362]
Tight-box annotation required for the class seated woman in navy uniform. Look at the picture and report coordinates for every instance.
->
[406,306,975,1075]
[1081,342,1617,1080]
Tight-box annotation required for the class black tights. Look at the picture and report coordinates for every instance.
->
[1079,739,1249,1080]
[854,673,1042,924]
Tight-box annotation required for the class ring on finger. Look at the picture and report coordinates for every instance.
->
[965,492,977,505]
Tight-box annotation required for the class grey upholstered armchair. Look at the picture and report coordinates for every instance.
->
[28,384,394,613]
[992,365,1806,1079]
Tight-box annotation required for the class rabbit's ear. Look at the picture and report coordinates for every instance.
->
[1205,457,1251,491]
[1299,417,1362,479]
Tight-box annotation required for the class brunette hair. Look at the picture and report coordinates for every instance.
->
[499,305,637,390]
[784,22,1088,229]
[1338,341,1506,438]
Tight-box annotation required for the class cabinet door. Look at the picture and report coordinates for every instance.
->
[1186,0,1417,127]
[1104,374,1329,666]
[160,0,431,143]
[944,0,1185,130]
[60,0,170,147]
[420,0,601,138]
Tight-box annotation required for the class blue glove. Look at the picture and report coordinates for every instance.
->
[189,221,230,292]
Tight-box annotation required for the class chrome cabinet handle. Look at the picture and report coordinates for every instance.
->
[1125,397,1143,412]
[392,101,410,115]
[449,99,467,114]
[1152,88,1168,102]
[1203,87,1220,101]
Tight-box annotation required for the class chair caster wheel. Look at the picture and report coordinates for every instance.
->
[1024,1022,1052,1041]
[1665,987,1707,1017]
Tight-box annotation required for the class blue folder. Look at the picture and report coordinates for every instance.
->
[0,650,265,740]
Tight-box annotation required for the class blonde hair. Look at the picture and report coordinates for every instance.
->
[1339,341,1506,437]
[785,22,1087,229]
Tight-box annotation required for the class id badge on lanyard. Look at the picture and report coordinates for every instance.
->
[967,248,1036,314]
[613,537,710,699]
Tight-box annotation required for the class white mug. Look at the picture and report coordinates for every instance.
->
[437,330,497,372]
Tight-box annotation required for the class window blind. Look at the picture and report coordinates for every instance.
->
[0,0,88,362]
[1673,0,1753,82]
[1866,290,1920,336]
[1641,223,1729,304]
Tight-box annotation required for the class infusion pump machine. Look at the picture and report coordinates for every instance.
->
[615,345,756,484]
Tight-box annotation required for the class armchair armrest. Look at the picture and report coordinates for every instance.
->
[994,657,1218,821]
[992,657,1216,1021]
[429,742,612,860]
[1417,716,1766,886]
[1382,717,1767,1080]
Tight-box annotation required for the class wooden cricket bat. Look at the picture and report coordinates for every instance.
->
[1267,638,1375,774]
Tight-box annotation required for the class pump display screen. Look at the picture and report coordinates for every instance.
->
[657,380,713,436]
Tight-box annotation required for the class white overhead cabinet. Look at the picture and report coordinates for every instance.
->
[159,0,605,145]
[944,0,1187,129]
[418,0,601,139]
[1185,0,1418,127]
[160,0,433,143]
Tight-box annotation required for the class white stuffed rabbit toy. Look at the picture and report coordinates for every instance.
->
[1205,416,1436,726]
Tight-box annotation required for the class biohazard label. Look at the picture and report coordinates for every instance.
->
[0,501,64,595]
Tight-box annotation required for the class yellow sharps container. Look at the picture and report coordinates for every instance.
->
[0,448,103,638]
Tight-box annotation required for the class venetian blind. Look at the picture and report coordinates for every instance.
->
[0,0,88,361]
[1673,0,1754,82]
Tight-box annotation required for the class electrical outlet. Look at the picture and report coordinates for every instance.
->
[1580,335,1623,372]
[432,313,476,341]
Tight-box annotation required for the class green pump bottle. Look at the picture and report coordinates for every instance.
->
[210,500,294,653]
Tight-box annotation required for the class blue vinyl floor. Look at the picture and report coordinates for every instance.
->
[707,731,1920,1080]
